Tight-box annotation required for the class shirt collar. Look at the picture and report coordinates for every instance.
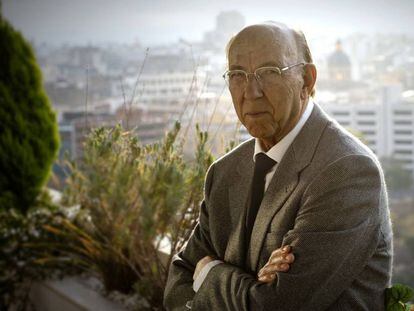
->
[254,101,314,163]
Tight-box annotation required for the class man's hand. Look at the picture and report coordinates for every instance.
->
[257,245,295,283]
[193,255,215,281]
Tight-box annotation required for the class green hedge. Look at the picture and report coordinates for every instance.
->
[0,19,59,212]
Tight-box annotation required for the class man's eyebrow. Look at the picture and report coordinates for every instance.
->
[229,65,245,70]
[229,61,281,71]
[257,61,281,68]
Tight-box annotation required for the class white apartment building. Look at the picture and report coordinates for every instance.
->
[119,71,208,106]
[320,86,414,180]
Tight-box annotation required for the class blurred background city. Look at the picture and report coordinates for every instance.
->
[3,0,414,293]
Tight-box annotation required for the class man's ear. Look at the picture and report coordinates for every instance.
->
[301,64,317,99]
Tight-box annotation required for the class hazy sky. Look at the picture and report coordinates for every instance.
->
[4,0,414,46]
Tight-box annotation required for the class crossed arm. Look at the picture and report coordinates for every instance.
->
[164,154,383,310]
[194,245,294,285]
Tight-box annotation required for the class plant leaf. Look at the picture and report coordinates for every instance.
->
[392,284,414,303]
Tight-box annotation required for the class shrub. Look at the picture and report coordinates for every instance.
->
[48,122,213,309]
[385,284,413,311]
[0,19,59,213]
[0,191,81,309]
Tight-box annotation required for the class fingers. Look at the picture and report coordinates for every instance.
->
[268,245,294,266]
[258,272,277,283]
[257,245,294,282]
[258,259,291,280]
[269,252,295,266]
[260,259,292,276]
[275,245,291,257]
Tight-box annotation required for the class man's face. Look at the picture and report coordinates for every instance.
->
[228,25,306,146]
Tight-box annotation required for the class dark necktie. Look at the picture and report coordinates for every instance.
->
[245,153,277,248]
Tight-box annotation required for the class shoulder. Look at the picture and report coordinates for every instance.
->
[210,137,254,171]
[303,106,386,194]
[305,116,386,204]
[204,138,254,189]
[313,112,381,172]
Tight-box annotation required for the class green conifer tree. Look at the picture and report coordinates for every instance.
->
[0,17,59,213]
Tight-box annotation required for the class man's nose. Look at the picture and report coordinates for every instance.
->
[244,74,263,100]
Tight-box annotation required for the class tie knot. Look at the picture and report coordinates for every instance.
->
[254,153,276,174]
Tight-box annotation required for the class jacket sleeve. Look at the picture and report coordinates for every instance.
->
[191,154,384,311]
[163,163,218,310]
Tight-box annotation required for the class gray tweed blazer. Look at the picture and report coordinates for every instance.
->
[164,103,393,311]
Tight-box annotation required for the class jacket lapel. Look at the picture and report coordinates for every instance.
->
[248,103,330,272]
[224,140,255,267]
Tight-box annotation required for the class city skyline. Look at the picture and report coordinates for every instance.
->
[4,0,414,46]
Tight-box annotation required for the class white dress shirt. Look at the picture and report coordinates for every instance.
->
[254,101,314,190]
[192,101,315,293]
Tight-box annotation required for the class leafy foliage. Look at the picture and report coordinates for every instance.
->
[385,284,414,311]
[0,192,81,310]
[47,122,213,309]
[0,19,59,213]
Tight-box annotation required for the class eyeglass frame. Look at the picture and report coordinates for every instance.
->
[222,62,307,89]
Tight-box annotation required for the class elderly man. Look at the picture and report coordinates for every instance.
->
[164,22,393,310]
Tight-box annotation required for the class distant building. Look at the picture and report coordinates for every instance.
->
[123,71,207,106]
[317,39,367,91]
[202,11,245,52]
[57,106,174,161]
[321,84,414,180]
[328,40,352,82]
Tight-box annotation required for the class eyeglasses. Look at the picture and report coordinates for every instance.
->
[222,62,306,90]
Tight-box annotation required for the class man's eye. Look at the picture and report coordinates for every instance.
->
[229,72,245,79]
[258,68,279,77]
